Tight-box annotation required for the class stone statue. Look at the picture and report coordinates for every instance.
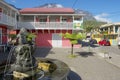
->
[16,28,28,45]
[11,45,36,72]
[10,28,37,79]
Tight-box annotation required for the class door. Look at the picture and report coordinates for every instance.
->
[52,33,62,47]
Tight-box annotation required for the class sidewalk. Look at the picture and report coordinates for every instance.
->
[105,52,120,68]
[90,45,120,68]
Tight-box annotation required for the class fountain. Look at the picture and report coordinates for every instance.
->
[2,28,70,80]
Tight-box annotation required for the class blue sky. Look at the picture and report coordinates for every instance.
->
[5,0,120,23]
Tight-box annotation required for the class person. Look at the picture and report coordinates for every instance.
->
[117,35,120,49]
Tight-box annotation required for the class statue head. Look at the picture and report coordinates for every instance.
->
[17,28,28,44]
[19,28,28,34]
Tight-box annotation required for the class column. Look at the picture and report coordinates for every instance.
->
[60,16,62,33]
[72,16,74,22]
[34,16,36,22]
[113,25,115,34]
[34,16,36,28]
[47,15,49,22]
[108,27,110,34]
[118,27,120,35]
[14,12,17,29]
[60,16,62,22]
[72,16,75,31]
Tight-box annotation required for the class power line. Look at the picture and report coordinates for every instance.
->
[72,0,78,8]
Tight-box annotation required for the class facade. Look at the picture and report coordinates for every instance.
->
[17,8,84,47]
[0,0,18,44]
[93,23,120,45]
[100,23,119,34]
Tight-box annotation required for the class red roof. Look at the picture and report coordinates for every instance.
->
[19,8,74,14]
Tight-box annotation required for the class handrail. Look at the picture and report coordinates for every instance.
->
[17,22,74,30]
[0,13,16,26]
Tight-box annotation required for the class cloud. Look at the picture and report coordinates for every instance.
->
[94,13,112,23]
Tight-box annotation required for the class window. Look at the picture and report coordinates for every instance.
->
[22,16,34,22]
[62,18,67,22]
[39,19,46,22]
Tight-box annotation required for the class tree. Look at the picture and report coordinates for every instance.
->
[83,20,106,33]
[62,32,86,57]
[26,33,36,45]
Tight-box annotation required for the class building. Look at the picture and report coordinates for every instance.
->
[0,1,84,48]
[17,7,84,47]
[0,0,18,45]
[93,23,120,45]
[100,23,120,35]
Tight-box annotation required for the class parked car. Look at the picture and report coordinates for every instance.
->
[90,39,97,44]
[98,39,111,46]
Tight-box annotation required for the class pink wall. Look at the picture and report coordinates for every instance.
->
[36,33,52,47]
[62,38,71,48]
[0,26,7,44]
[2,35,7,44]
[34,29,80,48]
[62,30,80,48]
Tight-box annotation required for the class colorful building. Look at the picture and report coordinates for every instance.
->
[0,0,18,45]
[17,7,84,47]
[0,1,84,48]
[93,23,120,45]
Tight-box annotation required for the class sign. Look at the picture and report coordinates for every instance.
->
[73,20,83,30]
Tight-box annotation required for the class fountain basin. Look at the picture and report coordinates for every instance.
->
[3,58,70,80]
[36,58,70,80]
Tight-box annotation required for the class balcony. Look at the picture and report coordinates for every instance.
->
[0,13,17,27]
[17,22,83,30]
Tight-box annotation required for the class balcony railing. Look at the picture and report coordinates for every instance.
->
[0,13,17,27]
[17,22,83,30]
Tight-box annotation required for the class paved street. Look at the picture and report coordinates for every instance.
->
[91,45,120,55]
[0,46,120,80]
[90,45,120,68]
[34,47,120,80]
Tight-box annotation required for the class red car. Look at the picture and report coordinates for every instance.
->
[98,39,111,46]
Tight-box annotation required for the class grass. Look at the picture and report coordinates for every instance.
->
[68,54,77,58]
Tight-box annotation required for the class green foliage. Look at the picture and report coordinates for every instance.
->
[83,20,106,32]
[71,40,77,44]
[68,54,77,58]
[26,33,36,42]
[62,32,86,44]
[9,34,17,39]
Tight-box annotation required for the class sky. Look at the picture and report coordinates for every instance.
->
[4,0,120,23]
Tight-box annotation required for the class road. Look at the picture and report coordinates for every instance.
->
[91,45,120,55]
[34,47,120,80]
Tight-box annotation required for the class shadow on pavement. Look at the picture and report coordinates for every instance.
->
[75,51,94,57]
[90,44,99,48]
[34,47,52,58]
[68,70,82,80]
[78,40,99,48]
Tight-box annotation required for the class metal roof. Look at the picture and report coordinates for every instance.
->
[19,8,75,14]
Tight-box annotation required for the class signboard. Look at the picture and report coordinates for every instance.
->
[73,20,83,30]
